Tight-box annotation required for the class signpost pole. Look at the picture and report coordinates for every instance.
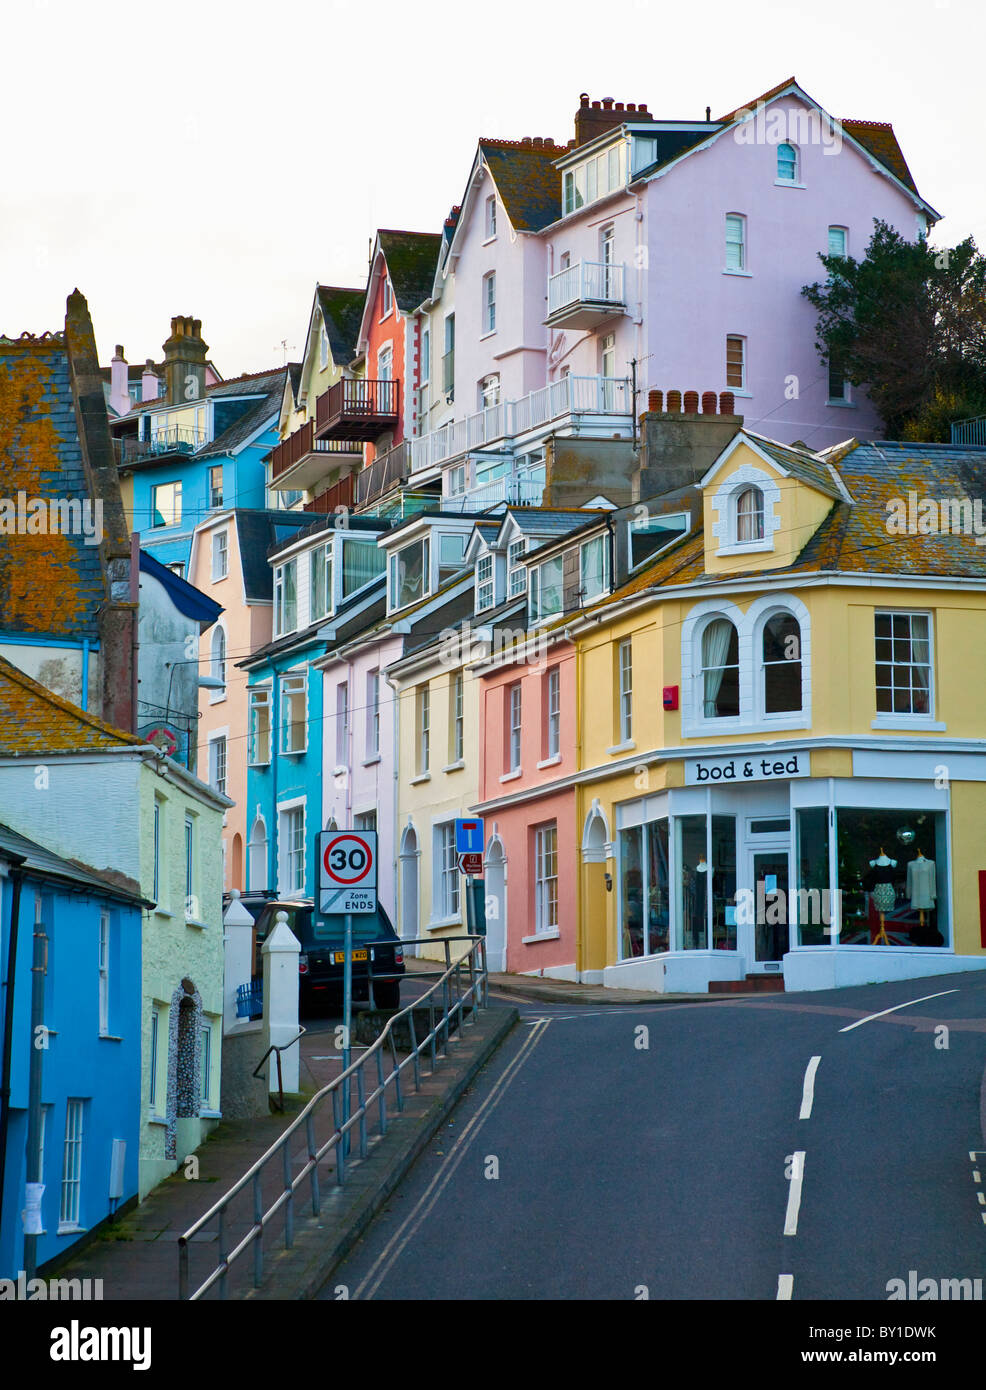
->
[342,910,352,1158]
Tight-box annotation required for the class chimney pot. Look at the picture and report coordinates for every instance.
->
[532,136,542,147]
[591,101,601,110]
[615,102,624,111]
[522,136,532,145]
[701,391,718,414]
[114,344,124,358]
[648,389,663,413]
[719,391,736,415]
[683,390,699,413]
[627,103,637,112]
[602,98,614,109]
[667,389,682,413]
[580,93,590,106]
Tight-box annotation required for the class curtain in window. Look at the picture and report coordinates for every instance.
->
[910,617,931,711]
[736,487,764,541]
[343,540,381,596]
[702,618,735,717]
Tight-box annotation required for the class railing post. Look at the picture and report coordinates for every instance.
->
[283,1141,294,1250]
[253,1172,264,1289]
[307,1113,320,1216]
[217,1207,227,1300]
[332,1087,345,1185]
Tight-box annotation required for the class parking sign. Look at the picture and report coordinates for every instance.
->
[318,830,378,915]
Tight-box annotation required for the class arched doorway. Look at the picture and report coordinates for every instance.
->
[399,823,419,953]
[231,833,243,890]
[164,979,203,1161]
[484,829,507,973]
[248,813,268,891]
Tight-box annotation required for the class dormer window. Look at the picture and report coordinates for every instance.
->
[628,512,690,569]
[439,533,467,580]
[507,539,527,595]
[389,537,429,610]
[310,543,333,620]
[274,559,297,635]
[735,486,764,543]
[530,555,563,622]
[579,535,609,604]
[476,554,495,611]
[777,142,799,183]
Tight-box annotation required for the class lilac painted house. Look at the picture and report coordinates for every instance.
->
[406,79,939,515]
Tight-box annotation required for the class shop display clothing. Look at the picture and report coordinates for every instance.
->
[864,858,898,916]
[906,856,936,910]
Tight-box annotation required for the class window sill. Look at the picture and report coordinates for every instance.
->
[248,760,272,770]
[717,539,773,556]
[537,753,562,769]
[443,759,465,773]
[722,268,753,277]
[482,236,497,246]
[57,1223,87,1237]
[606,739,636,755]
[332,763,347,778]
[725,389,752,398]
[361,755,381,767]
[200,1108,222,1120]
[499,769,523,784]
[871,718,945,731]
[427,915,462,932]
[774,180,806,189]
[827,398,856,408]
[409,773,431,785]
[208,690,227,705]
[479,330,497,341]
[98,1032,123,1042]
[154,908,174,920]
[522,929,560,943]
[211,572,229,584]
[682,717,810,738]
[148,1114,168,1127]
[185,917,209,930]
[280,748,307,759]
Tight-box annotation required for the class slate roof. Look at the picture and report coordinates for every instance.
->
[497,507,609,541]
[197,369,286,459]
[742,431,848,502]
[479,139,568,232]
[0,655,144,754]
[234,509,314,602]
[139,548,223,624]
[0,819,150,906]
[378,232,443,313]
[0,340,106,640]
[842,120,918,195]
[316,286,364,363]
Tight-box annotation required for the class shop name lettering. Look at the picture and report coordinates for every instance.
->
[691,755,804,783]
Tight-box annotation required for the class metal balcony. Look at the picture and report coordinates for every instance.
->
[545,260,626,328]
[314,378,399,442]
[267,419,362,492]
[355,441,412,507]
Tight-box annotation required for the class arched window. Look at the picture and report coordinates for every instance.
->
[211,625,226,688]
[777,142,798,182]
[762,612,803,713]
[701,618,740,718]
[735,486,764,542]
[248,815,267,890]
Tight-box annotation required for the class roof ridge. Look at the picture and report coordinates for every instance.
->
[0,655,144,747]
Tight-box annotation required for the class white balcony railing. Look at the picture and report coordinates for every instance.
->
[443,474,545,513]
[409,374,631,474]
[547,260,625,317]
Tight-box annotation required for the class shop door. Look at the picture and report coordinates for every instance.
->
[744,847,791,970]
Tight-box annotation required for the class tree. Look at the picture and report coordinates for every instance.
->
[802,220,986,440]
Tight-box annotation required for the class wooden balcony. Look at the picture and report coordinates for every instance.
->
[314,378,399,443]
[304,473,355,515]
[267,420,361,492]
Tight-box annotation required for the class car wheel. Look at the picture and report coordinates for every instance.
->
[373,982,401,1010]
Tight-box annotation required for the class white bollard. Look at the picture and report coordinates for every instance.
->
[262,910,301,1095]
[222,890,257,1035]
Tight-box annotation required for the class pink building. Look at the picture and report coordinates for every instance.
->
[474,639,578,978]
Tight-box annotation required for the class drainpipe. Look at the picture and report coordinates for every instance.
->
[384,669,403,949]
[80,639,90,714]
[23,893,46,1280]
[574,626,584,982]
[0,861,26,1254]
[271,673,279,894]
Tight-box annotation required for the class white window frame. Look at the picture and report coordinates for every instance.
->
[508,682,522,772]
[507,538,527,595]
[579,535,609,604]
[381,275,393,319]
[211,529,228,580]
[209,732,228,797]
[249,687,272,766]
[873,609,936,726]
[725,213,747,272]
[483,272,496,334]
[546,667,560,759]
[530,555,563,623]
[417,683,430,775]
[208,466,223,510]
[149,1008,160,1111]
[485,195,497,240]
[726,334,746,392]
[184,814,195,911]
[618,639,633,743]
[310,542,333,621]
[59,1099,85,1231]
[451,671,464,763]
[278,800,306,895]
[534,824,559,934]
[436,823,460,919]
[335,681,349,767]
[828,225,848,259]
[98,910,110,1036]
[280,672,308,755]
[776,142,800,184]
[476,553,495,612]
[366,669,380,760]
[201,1022,212,1106]
[627,512,690,570]
[273,559,298,636]
[319,317,329,370]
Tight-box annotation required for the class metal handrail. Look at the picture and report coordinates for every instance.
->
[252,1027,306,1113]
[177,935,488,1300]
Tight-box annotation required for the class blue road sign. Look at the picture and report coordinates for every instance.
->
[454,817,485,855]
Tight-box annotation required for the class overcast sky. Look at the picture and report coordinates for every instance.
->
[3,0,983,376]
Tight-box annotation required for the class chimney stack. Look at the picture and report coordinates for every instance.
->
[163,315,209,406]
[631,387,745,500]
[141,359,160,403]
[109,345,131,417]
[574,93,654,148]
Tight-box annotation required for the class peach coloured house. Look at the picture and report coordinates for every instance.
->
[473,637,579,978]
[189,508,311,889]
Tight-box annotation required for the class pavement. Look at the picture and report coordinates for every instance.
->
[51,995,518,1301]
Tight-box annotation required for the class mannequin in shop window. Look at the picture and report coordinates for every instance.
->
[907,849,942,946]
[863,848,898,944]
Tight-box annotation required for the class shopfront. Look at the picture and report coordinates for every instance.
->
[601,746,986,994]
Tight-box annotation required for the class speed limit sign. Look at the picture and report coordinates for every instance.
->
[317,830,378,914]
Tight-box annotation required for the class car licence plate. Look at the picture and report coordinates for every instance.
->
[333,949,367,963]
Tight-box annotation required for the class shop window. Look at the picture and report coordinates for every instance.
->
[618,819,670,960]
[762,611,802,713]
[677,816,709,950]
[701,618,740,717]
[795,805,947,947]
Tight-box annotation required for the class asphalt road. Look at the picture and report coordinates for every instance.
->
[317,972,986,1301]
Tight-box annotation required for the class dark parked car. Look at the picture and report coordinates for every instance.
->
[223,888,278,925]
[252,898,405,1012]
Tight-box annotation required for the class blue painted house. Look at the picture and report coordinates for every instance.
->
[0,822,146,1277]
[113,361,291,575]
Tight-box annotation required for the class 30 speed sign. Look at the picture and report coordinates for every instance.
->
[317,830,378,914]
